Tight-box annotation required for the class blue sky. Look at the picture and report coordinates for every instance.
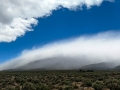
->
[0,0,120,65]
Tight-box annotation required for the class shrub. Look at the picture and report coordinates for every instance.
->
[64,86,74,90]
[58,86,63,90]
[15,85,20,90]
[82,80,92,87]
[92,82,103,90]
[105,80,120,90]
[38,84,50,90]
[73,84,79,89]
[22,82,36,90]
[6,86,15,90]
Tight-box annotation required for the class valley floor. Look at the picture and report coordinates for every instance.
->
[0,70,120,90]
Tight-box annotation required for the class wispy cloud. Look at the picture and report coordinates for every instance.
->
[0,0,114,42]
[0,30,120,70]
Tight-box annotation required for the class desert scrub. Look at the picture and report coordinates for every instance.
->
[73,84,79,89]
[58,86,63,90]
[92,81,104,90]
[105,79,120,90]
[15,85,21,90]
[22,82,36,90]
[64,86,74,90]
[81,79,92,87]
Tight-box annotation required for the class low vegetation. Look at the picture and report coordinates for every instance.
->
[0,70,120,90]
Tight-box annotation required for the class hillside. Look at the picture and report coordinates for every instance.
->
[12,57,91,70]
[80,62,115,70]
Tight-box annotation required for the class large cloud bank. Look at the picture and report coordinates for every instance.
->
[0,0,114,42]
[0,31,120,70]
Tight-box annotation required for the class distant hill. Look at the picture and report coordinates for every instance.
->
[7,56,119,71]
[80,62,115,70]
[113,65,120,70]
[12,57,91,71]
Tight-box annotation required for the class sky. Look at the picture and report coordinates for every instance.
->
[0,0,120,70]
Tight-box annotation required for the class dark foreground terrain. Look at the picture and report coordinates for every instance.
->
[0,70,120,90]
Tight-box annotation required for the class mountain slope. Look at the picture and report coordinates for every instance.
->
[13,57,91,70]
[113,65,120,70]
[80,62,114,70]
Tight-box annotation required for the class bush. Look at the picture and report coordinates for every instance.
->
[58,86,63,90]
[105,80,120,90]
[82,80,92,87]
[22,82,36,90]
[73,84,79,89]
[38,84,50,90]
[92,81,103,90]
[6,86,15,90]
[64,86,74,90]
[15,85,20,90]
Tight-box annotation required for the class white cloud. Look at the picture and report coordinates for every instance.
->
[0,0,114,42]
[0,30,120,70]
